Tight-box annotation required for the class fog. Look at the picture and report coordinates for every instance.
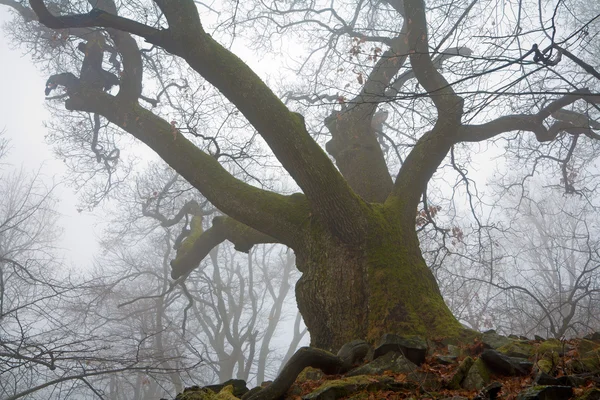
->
[0,1,599,399]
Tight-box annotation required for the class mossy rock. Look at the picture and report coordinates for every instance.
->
[302,375,393,399]
[462,358,491,390]
[536,357,558,375]
[497,341,533,358]
[482,331,512,349]
[516,385,573,400]
[580,348,600,372]
[176,385,239,400]
[536,339,564,355]
[347,351,418,377]
[297,366,325,383]
[447,344,462,357]
[439,328,482,347]
[215,386,239,400]
[578,339,600,355]
[447,356,474,390]
[176,387,217,400]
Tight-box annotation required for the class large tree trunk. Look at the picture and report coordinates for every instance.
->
[295,204,462,352]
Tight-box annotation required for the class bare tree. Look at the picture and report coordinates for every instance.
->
[97,167,306,387]
[0,132,202,399]
[0,130,65,398]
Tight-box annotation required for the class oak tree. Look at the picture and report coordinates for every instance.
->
[2,0,599,352]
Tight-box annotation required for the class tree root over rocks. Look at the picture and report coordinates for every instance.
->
[242,340,369,400]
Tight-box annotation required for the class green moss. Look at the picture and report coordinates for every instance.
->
[364,203,462,342]
[497,341,533,358]
[297,366,325,383]
[462,358,491,390]
[177,216,204,256]
[175,385,239,400]
[577,388,600,400]
[441,329,482,347]
[537,339,563,354]
[578,339,600,355]
[175,387,216,400]
[536,358,557,374]
[215,385,238,400]
[447,356,474,390]
[580,348,600,371]
[304,375,393,399]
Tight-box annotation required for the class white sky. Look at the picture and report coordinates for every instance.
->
[0,8,99,270]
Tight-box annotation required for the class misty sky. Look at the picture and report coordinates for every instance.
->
[0,8,99,270]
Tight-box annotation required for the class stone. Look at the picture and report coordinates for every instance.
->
[337,339,370,367]
[447,344,462,357]
[297,367,325,383]
[215,385,240,400]
[534,371,560,385]
[473,382,502,400]
[176,384,240,400]
[482,331,512,349]
[447,356,474,390]
[515,385,573,400]
[497,341,533,358]
[577,339,599,354]
[462,358,491,390]
[204,379,249,397]
[536,339,564,356]
[436,355,457,365]
[372,334,427,365]
[480,349,532,376]
[571,341,600,373]
[347,351,418,377]
[301,375,393,400]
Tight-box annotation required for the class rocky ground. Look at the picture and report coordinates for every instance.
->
[170,330,600,400]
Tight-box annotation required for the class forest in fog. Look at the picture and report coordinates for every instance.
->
[0,0,599,398]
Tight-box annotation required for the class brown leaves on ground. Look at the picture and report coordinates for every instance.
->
[284,337,600,399]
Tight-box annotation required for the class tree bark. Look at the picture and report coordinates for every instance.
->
[294,205,461,352]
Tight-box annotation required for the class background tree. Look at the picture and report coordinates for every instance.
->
[439,178,600,339]
[0,130,201,399]
[98,167,306,386]
[0,0,598,353]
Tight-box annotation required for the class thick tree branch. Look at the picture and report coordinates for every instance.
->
[403,0,464,116]
[385,47,472,97]
[323,26,409,201]
[385,0,466,217]
[30,0,368,244]
[142,198,203,228]
[170,216,278,279]
[54,86,305,244]
[459,89,599,142]
[1,0,37,21]
[91,0,142,101]
[30,0,143,101]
